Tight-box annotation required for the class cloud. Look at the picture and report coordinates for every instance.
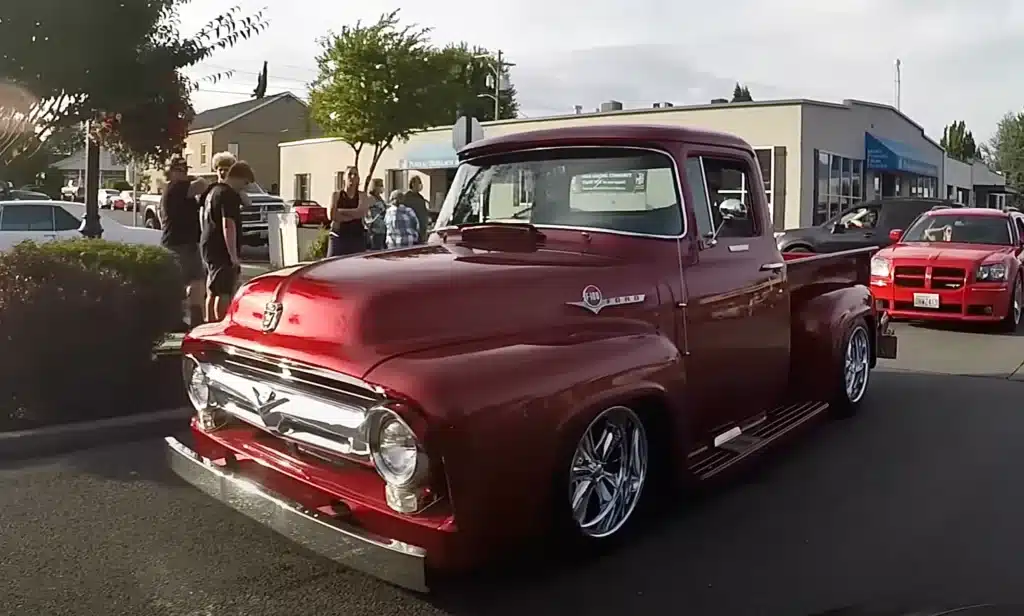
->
[181,0,1024,142]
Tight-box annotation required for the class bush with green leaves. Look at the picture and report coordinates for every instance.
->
[0,239,183,429]
[305,226,330,261]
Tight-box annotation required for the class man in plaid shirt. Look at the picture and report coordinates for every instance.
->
[384,189,421,249]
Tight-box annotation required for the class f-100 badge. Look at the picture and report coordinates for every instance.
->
[566,285,646,315]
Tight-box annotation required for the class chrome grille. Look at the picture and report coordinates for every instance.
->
[201,347,386,464]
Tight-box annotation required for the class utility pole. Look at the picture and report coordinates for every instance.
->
[80,121,103,238]
[492,50,503,121]
[475,50,515,121]
[894,59,902,112]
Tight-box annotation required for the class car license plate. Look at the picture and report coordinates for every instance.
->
[913,293,940,309]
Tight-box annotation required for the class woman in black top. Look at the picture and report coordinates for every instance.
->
[328,166,371,257]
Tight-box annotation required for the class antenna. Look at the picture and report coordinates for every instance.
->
[894,59,902,111]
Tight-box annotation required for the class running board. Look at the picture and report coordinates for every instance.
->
[689,401,830,480]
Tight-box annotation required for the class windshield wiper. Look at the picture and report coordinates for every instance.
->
[509,204,534,219]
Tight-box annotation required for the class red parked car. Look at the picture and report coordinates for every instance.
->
[870,207,1024,330]
[287,199,328,227]
[166,124,897,591]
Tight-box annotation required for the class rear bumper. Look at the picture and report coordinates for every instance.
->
[871,277,1010,322]
[165,435,429,592]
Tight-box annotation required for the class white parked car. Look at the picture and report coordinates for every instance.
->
[0,200,162,251]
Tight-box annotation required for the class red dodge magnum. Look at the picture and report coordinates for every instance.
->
[166,124,897,591]
[870,207,1024,330]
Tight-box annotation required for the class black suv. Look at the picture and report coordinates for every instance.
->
[774,197,963,254]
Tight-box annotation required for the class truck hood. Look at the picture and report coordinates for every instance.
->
[214,242,661,380]
[881,242,1015,263]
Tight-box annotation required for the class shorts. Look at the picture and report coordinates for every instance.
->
[207,263,240,297]
[169,244,204,283]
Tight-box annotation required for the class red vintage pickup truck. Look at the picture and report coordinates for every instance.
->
[166,124,897,592]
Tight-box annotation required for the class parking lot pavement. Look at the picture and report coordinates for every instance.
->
[882,321,1024,379]
[4,325,1024,615]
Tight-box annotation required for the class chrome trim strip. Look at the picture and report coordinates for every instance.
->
[165,437,429,592]
[435,144,689,240]
[221,345,386,397]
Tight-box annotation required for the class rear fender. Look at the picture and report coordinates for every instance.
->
[790,285,873,400]
[363,330,685,547]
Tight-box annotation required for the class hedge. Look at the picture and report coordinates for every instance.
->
[0,239,184,430]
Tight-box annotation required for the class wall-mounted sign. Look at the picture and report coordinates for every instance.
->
[572,171,647,193]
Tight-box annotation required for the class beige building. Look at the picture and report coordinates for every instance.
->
[279,98,1006,230]
[180,92,317,194]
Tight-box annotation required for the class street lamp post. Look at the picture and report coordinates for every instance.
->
[80,120,103,238]
[474,50,514,121]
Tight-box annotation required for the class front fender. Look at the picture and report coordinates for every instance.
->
[791,284,873,400]
[363,329,684,550]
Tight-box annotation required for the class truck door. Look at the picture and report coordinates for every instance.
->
[818,204,882,252]
[680,150,791,437]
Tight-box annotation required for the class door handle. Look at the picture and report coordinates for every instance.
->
[863,231,874,238]
[760,262,785,272]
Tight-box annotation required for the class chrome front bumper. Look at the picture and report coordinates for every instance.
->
[165,436,429,592]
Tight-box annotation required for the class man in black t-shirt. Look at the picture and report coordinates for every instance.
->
[200,161,253,321]
[159,158,206,328]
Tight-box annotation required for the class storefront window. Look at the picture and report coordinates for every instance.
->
[813,150,865,224]
[908,176,937,198]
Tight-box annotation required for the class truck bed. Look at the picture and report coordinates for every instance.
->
[783,247,876,303]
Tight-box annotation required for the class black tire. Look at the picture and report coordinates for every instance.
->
[144,214,159,230]
[999,276,1022,333]
[785,245,813,253]
[829,317,871,419]
[550,404,653,553]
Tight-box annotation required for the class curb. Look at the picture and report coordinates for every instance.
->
[0,406,192,461]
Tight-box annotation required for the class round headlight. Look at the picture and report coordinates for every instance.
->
[368,409,423,486]
[184,357,210,410]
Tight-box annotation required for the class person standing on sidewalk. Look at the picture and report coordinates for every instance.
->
[402,175,431,244]
[364,178,387,250]
[384,189,420,249]
[327,166,371,257]
[200,161,253,321]
[158,157,205,329]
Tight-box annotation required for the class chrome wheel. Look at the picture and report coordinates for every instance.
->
[844,326,871,404]
[1013,279,1022,325]
[568,406,648,539]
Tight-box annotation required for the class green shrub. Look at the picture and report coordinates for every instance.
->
[305,226,329,260]
[112,180,133,191]
[0,240,183,429]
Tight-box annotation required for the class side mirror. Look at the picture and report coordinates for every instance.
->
[888,229,903,242]
[718,198,747,221]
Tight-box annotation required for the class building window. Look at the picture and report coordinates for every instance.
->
[228,143,239,157]
[200,144,207,166]
[754,148,773,213]
[959,188,971,206]
[335,171,345,192]
[813,150,864,225]
[294,174,310,201]
[909,176,937,198]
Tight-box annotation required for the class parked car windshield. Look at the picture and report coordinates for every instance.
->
[901,213,1012,245]
[435,147,683,236]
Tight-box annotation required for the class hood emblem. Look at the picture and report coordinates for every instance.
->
[567,285,646,315]
[261,302,283,333]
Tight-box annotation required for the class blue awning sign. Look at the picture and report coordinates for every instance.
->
[399,142,459,170]
[864,133,938,177]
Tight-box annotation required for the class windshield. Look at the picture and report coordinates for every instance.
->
[434,147,683,236]
[901,213,1012,245]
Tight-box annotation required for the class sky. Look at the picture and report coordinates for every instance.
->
[180,0,1024,144]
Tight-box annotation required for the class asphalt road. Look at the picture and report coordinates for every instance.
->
[3,322,1024,616]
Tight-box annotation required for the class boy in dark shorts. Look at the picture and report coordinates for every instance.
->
[200,161,253,321]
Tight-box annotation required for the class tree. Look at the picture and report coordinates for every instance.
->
[310,10,500,190]
[987,112,1024,191]
[253,61,269,99]
[431,43,519,123]
[731,83,753,103]
[940,120,978,162]
[0,1,268,166]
